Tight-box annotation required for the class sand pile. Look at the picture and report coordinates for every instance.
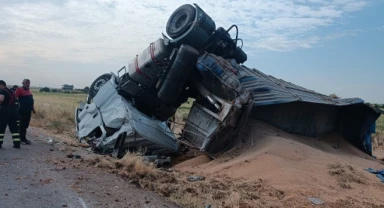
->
[175,120,384,207]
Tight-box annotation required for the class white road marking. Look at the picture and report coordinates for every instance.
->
[78,197,88,208]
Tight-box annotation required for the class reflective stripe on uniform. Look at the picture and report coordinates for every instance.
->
[12,133,20,141]
[0,134,4,139]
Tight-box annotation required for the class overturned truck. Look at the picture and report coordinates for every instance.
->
[75,4,381,158]
[75,4,252,157]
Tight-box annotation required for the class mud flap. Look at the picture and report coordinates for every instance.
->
[182,91,252,154]
[111,132,127,158]
[226,99,255,149]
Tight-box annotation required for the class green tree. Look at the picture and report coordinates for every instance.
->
[39,87,50,92]
[329,93,339,99]
[83,86,90,93]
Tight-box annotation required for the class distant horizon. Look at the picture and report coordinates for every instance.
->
[4,83,383,105]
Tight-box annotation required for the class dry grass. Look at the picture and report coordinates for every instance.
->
[31,91,87,136]
[87,152,157,177]
[81,153,285,208]
[327,163,367,189]
[115,152,157,177]
[327,197,384,208]
[373,115,384,148]
[373,115,384,149]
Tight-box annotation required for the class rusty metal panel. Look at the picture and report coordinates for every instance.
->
[182,91,252,152]
[183,103,222,150]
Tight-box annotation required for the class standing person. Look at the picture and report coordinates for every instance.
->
[10,85,20,128]
[0,80,21,149]
[15,79,35,145]
[10,85,18,94]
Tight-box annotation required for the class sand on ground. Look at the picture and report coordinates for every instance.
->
[175,120,384,207]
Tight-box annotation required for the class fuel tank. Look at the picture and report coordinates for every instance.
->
[127,38,172,88]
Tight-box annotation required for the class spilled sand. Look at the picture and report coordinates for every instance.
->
[175,120,384,207]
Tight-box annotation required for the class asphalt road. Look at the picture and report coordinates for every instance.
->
[0,128,180,208]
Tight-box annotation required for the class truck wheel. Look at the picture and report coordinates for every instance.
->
[88,73,112,103]
[166,4,196,39]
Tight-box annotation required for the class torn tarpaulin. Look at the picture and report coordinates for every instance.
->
[364,168,384,182]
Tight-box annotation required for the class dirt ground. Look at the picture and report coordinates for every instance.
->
[0,127,180,208]
[18,120,384,208]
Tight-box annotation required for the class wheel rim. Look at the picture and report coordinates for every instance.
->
[94,79,107,91]
[174,13,188,30]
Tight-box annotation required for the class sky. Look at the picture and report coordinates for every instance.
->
[0,0,383,103]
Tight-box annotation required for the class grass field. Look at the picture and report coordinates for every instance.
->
[30,91,384,146]
[31,91,87,136]
[374,114,384,147]
[377,115,384,131]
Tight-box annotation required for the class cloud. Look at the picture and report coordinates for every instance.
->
[375,25,384,31]
[0,0,370,64]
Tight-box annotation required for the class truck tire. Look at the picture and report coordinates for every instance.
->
[88,73,112,103]
[166,4,196,39]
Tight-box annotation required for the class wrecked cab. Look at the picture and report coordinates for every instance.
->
[75,73,179,157]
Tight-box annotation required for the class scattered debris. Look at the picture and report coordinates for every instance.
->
[39,178,53,185]
[78,143,90,148]
[187,176,205,182]
[144,155,171,168]
[308,197,325,205]
[47,138,54,146]
[364,168,384,182]
[66,153,82,159]
[144,196,150,204]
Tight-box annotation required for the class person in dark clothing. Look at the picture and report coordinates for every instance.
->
[10,85,20,128]
[15,79,35,145]
[0,80,21,149]
[10,85,18,93]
